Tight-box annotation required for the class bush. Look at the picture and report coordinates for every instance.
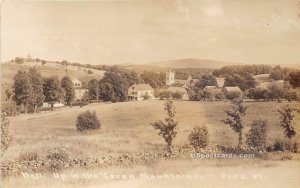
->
[246,119,267,149]
[46,147,70,172]
[171,92,183,100]
[273,140,286,151]
[214,93,225,101]
[76,110,101,131]
[47,147,70,162]
[284,140,300,153]
[1,113,12,152]
[272,140,299,153]
[157,91,172,100]
[247,88,267,100]
[188,126,209,151]
[19,151,39,161]
[225,91,241,100]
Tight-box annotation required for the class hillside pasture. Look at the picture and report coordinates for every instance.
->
[1,62,105,100]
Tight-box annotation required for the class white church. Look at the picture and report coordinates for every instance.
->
[164,69,197,100]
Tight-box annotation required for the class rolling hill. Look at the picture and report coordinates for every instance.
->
[146,58,239,69]
[1,61,105,101]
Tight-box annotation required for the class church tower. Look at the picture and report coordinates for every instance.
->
[166,69,175,86]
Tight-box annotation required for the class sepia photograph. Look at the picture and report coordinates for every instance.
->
[1,0,300,187]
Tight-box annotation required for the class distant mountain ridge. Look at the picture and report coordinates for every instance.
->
[146,58,239,69]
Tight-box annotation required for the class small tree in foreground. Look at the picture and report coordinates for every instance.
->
[76,110,101,131]
[151,100,178,154]
[246,119,267,149]
[278,105,300,139]
[222,99,247,147]
[188,126,209,151]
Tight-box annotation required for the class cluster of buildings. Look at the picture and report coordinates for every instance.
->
[54,69,243,104]
[127,70,243,101]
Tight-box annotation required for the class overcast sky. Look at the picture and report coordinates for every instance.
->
[1,0,300,65]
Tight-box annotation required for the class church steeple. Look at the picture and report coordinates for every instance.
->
[166,69,175,86]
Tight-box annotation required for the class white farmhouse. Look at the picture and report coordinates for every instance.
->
[127,84,155,101]
[72,78,88,101]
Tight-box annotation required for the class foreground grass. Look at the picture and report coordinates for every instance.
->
[4,101,300,160]
[2,100,300,187]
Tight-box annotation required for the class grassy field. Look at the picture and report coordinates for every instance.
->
[3,100,300,187]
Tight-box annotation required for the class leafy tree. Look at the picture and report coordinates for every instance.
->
[61,76,75,106]
[278,105,300,139]
[99,72,129,102]
[222,99,247,147]
[194,74,217,89]
[269,65,285,80]
[28,68,45,113]
[157,90,172,100]
[247,88,268,101]
[246,119,267,149]
[224,73,256,91]
[265,83,286,101]
[141,71,165,88]
[188,126,209,151]
[151,100,178,154]
[88,79,99,101]
[225,91,242,100]
[171,92,183,100]
[287,71,300,88]
[13,70,33,114]
[187,88,213,101]
[43,76,65,109]
[121,70,143,86]
[284,89,300,102]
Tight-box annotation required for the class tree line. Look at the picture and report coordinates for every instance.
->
[11,67,75,114]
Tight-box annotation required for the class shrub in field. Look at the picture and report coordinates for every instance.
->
[47,147,70,162]
[188,126,209,151]
[246,119,267,149]
[272,140,299,153]
[46,147,70,172]
[283,140,300,153]
[273,140,286,152]
[215,93,225,101]
[19,151,39,161]
[225,91,241,100]
[76,110,101,131]
[171,92,183,100]
[1,113,12,152]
